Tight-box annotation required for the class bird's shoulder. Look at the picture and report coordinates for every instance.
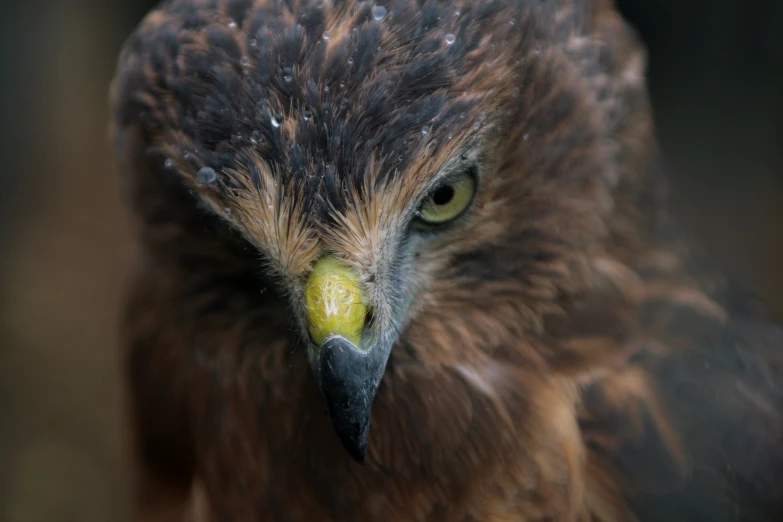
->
[580,249,783,522]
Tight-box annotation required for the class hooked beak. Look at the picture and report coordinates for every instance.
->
[303,256,393,463]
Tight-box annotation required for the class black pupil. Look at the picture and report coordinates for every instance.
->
[432,185,455,206]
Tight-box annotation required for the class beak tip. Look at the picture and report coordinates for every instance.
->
[324,382,372,463]
[353,448,368,464]
[316,336,378,464]
[340,430,369,464]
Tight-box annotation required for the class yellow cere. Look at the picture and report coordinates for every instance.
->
[419,174,476,224]
[304,256,367,346]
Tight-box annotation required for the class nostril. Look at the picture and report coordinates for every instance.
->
[364,307,375,332]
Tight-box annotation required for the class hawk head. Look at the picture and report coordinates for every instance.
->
[112,0,656,462]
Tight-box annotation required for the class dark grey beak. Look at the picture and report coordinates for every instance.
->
[309,335,392,463]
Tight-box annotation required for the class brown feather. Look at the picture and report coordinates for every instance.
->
[110,1,783,521]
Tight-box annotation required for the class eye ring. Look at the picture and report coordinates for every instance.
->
[415,167,478,226]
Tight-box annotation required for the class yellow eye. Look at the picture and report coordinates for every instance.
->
[418,172,477,225]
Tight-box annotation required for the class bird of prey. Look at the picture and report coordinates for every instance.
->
[110,0,783,520]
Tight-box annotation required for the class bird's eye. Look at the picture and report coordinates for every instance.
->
[417,170,477,225]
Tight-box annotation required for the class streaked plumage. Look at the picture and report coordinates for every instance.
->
[110,0,783,520]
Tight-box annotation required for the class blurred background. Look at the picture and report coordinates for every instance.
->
[0,1,780,520]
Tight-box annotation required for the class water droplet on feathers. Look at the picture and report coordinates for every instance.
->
[444,34,456,45]
[372,5,387,20]
[197,167,217,185]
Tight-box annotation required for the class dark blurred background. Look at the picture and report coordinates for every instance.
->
[0,1,780,520]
